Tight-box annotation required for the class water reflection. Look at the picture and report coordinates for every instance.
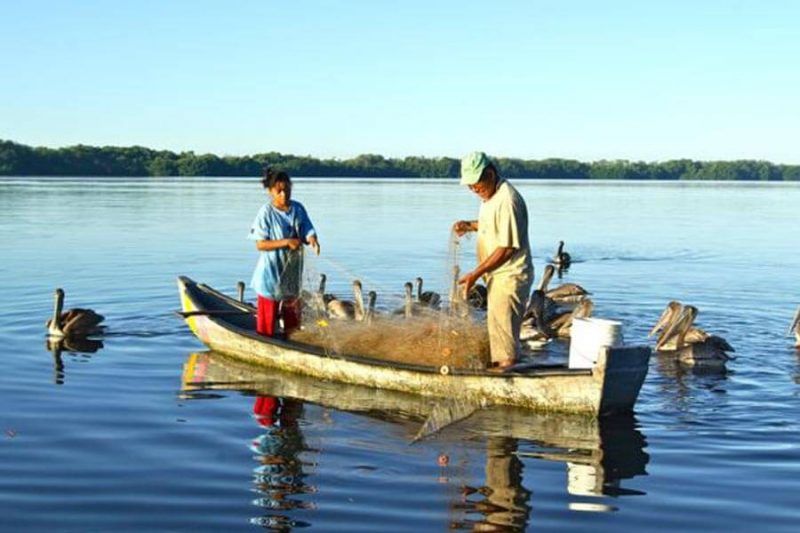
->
[45,337,104,385]
[182,353,316,530]
[250,396,316,530]
[451,437,531,531]
[182,351,649,529]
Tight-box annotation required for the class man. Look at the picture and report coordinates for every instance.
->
[453,152,533,370]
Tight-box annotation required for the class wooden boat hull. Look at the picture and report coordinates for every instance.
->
[177,276,650,415]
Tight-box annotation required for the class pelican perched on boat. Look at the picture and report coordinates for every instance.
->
[653,304,733,367]
[46,288,104,339]
[415,277,441,309]
[551,240,572,267]
[789,306,800,348]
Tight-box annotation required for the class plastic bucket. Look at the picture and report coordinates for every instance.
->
[568,317,624,369]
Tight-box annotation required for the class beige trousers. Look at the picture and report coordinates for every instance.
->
[486,271,532,364]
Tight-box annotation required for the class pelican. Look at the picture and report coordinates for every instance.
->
[520,290,553,343]
[536,263,590,305]
[366,291,377,324]
[302,273,329,315]
[551,240,572,266]
[789,306,800,348]
[46,288,104,339]
[403,281,414,318]
[325,279,364,321]
[467,284,487,310]
[545,281,590,305]
[353,280,365,321]
[651,301,734,353]
[549,298,594,338]
[415,277,441,308]
[655,305,733,368]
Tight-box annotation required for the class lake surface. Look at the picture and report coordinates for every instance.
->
[1,177,799,532]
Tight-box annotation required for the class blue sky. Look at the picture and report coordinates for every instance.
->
[2,1,798,162]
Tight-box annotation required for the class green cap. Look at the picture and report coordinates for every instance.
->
[460,151,492,185]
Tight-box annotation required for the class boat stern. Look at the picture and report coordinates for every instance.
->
[596,346,651,415]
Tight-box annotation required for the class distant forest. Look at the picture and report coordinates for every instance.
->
[2,139,798,180]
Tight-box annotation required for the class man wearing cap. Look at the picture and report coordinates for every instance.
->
[453,152,533,370]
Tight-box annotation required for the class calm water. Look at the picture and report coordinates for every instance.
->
[1,177,799,532]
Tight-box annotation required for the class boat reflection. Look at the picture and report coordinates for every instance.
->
[45,337,104,385]
[181,351,649,529]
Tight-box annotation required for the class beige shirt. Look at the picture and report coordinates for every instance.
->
[477,179,533,279]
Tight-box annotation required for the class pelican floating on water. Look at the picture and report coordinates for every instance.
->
[325,279,365,321]
[366,291,377,324]
[537,263,590,306]
[651,302,733,368]
[549,298,595,338]
[789,306,800,348]
[46,288,105,339]
[415,277,441,309]
[551,240,572,267]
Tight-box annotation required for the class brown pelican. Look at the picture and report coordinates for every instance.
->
[415,277,441,308]
[655,305,733,367]
[467,284,487,310]
[46,288,104,339]
[403,281,414,318]
[549,298,594,338]
[519,290,552,345]
[789,306,800,348]
[391,282,417,318]
[366,291,377,325]
[325,280,364,321]
[551,240,572,266]
[650,301,734,352]
[539,263,590,305]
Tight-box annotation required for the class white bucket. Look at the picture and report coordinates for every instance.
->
[568,317,624,369]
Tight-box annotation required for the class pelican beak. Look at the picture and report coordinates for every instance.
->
[649,302,679,337]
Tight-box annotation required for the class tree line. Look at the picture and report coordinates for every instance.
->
[1,139,798,180]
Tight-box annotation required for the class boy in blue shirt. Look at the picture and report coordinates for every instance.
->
[248,169,320,337]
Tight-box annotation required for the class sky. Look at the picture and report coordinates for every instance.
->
[2,1,799,163]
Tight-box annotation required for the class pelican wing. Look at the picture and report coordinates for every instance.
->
[61,309,105,336]
[545,283,590,300]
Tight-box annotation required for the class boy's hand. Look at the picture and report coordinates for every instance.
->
[285,238,302,251]
[308,235,321,255]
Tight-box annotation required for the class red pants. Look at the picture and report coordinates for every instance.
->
[256,295,301,337]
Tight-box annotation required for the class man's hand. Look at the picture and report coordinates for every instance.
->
[285,238,302,251]
[307,235,321,255]
[452,220,476,237]
[457,270,481,300]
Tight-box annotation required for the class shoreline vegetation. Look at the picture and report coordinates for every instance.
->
[2,139,798,181]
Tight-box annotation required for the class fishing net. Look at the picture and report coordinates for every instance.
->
[286,230,491,370]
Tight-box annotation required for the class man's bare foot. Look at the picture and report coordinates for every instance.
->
[488,359,516,373]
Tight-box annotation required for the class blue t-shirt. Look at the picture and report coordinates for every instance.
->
[248,200,317,299]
